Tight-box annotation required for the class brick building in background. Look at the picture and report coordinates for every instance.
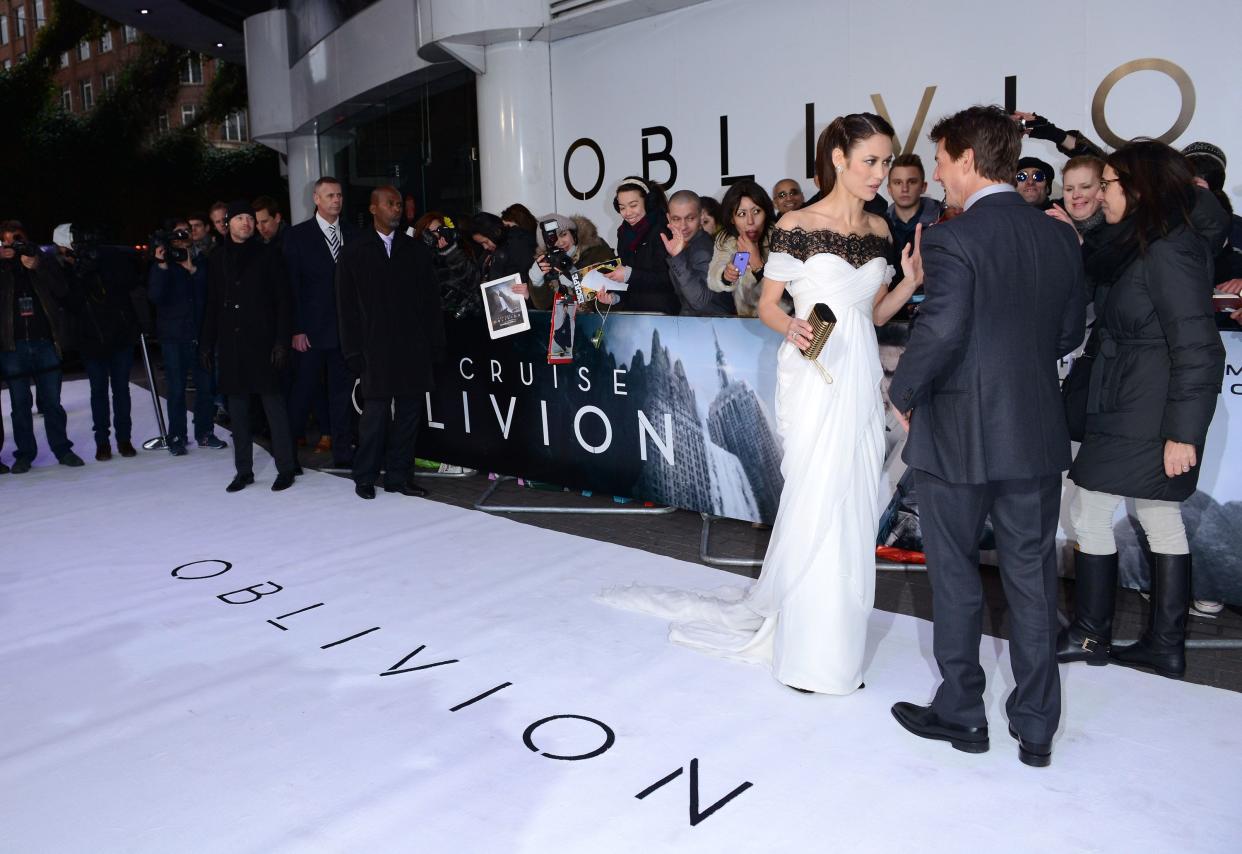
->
[0,0,248,147]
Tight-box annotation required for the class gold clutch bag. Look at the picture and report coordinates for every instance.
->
[801,303,836,383]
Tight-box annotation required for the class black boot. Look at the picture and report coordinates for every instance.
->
[1056,551,1118,665]
[1110,553,1190,679]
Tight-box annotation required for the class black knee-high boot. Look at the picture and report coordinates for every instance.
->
[1056,550,1118,665]
[1110,553,1190,679]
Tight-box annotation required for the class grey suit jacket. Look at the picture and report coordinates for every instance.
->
[888,190,1086,484]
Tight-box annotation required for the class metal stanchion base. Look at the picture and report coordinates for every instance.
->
[698,513,926,572]
[474,476,676,516]
[142,437,167,451]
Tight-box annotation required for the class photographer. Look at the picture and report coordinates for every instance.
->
[60,224,141,461]
[147,220,226,456]
[413,212,480,318]
[0,220,83,472]
[514,214,614,310]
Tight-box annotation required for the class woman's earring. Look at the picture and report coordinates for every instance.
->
[836,165,844,173]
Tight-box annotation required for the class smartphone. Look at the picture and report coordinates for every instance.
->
[1212,293,1242,311]
[731,251,750,272]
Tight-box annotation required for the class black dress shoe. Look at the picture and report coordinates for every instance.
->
[891,702,989,753]
[271,472,296,491]
[1008,723,1052,768]
[384,481,427,497]
[293,465,304,476]
[226,473,255,493]
[355,483,376,500]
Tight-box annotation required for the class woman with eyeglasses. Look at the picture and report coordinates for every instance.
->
[706,179,778,317]
[1058,141,1228,679]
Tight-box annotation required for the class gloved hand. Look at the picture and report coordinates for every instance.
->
[1025,114,1068,147]
[270,343,289,372]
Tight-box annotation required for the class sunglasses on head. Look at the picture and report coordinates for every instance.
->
[1016,170,1047,184]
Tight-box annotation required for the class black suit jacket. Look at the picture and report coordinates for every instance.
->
[336,230,445,399]
[888,189,1086,484]
[283,216,358,349]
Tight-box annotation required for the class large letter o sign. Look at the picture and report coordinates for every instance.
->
[1091,58,1194,149]
[564,138,605,201]
[523,714,616,761]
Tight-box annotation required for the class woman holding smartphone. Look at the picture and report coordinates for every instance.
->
[707,180,777,317]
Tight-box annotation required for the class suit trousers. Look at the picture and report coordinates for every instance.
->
[228,393,296,478]
[353,394,420,488]
[915,469,1063,744]
[287,346,354,464]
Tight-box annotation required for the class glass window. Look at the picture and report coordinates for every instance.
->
[61,86,72,111]
[100,30,112,53]
[78,40,90,61]
[123,25,138,44]
[157,112,169,133]
[17,3,26,39]
[3,59,12,71]
[223,110,248,142]
[60,51,69,69]
[181,103,197,126]
[80,79,93,110]
[1,15,8,45]
[102,72,115,93]
[34,0,45,29]
[180,53,202,85]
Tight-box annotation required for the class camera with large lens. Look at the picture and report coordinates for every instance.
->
[149,228,189,264]
[5,239,39,258]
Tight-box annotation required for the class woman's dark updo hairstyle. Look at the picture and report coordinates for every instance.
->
[719,179,776,240]
[1106,139,1196,254]
[1184,153,1233,216]
[814,112,896,197]
[500,203,538,233]
[469,212,505,248]
[612,175,668,214]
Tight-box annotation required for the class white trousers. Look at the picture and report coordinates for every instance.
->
[1070,488,1188,556]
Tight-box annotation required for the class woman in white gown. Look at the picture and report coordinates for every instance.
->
[599,114,923,695]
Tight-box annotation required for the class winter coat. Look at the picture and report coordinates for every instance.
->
[147,256,209,343]
[200,238,292,395]
[526,215,615,311]
[1069,192,1229,501]
[0,256,69,353]
[708,230,772,317]
[63,249,140,359]
[336,230,445,399]
[615,211,680,314]
[435,241,482,319]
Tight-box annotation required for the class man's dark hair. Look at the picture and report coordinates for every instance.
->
[0,219,25,237]
[1107,139,1196,255]
[313,176,341,192]
[928,105,1021,184]
[891,153,926,181]
[187,211,209,225]
[252,195,281,218]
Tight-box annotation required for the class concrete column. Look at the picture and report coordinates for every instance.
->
[475,40,556,216]
[285,134,321,225]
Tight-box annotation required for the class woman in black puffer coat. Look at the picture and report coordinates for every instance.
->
[1058,141,1228,679]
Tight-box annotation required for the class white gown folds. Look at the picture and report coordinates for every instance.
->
[598,227,890,695]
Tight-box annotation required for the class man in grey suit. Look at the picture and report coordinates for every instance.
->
[888,106,1086,767]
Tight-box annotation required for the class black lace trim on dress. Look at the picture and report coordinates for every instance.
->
[769,227,890,267]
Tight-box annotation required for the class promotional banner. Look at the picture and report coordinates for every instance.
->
[548,0,1242,228]
[418,317,1242,604]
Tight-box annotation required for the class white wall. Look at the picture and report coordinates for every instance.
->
[549,0,1242,231]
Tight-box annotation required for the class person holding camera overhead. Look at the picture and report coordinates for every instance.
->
[412,212,480,318]
[148,219,226,456]
[0,220,82,473]
[200,201,298,493]
[597,177,680,314]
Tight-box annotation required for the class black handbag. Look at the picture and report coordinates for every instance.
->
[1062,328,1097,442]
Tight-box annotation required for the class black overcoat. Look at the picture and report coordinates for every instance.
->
[200,237,292,395]
[1069,194,1228,501]
[336,230,445,399]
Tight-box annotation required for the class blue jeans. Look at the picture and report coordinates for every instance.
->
[84,346,134,445]
[162,340,216,443]
[0,338,72,462]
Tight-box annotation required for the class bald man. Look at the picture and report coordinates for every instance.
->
[336,186,445,500]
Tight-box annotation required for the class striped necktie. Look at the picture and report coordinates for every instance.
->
[327,223,340,261]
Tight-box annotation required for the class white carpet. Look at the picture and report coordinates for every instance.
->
[2,381,1240,853]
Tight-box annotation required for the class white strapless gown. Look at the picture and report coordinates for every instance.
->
[598,232,889,695]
